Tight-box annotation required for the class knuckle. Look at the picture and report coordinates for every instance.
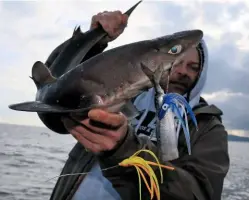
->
[92,13,104,22]
[99,11,111,18]
[91,14,98,21]
[106,130,117,139]
[119,114,126,122]
[114,10,122,15]
[111,133,119,141]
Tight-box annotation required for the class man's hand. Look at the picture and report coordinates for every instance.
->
[90,10,128,44]
[63,109,128,154]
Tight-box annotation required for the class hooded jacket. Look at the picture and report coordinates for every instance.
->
[48,38,230,200]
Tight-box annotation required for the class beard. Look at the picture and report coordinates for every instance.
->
[159,71,193,95]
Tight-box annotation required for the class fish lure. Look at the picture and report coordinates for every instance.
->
[158,93,198,155]
[119,149,175,200]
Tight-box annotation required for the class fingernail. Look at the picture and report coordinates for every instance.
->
[88,109,104,120]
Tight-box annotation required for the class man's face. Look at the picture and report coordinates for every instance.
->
[166,47,201,95]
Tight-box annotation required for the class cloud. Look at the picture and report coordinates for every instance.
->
[0,0,248,137]
[202,90,249,130]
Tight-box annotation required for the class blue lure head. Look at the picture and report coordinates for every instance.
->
[158,93,198,127]
[158,93,198,155]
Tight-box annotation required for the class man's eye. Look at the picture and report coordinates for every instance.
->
[189,64,199,72]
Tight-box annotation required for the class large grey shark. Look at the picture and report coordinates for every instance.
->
[9,29,203,134]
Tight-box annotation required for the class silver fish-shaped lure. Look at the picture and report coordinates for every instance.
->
[141,63,179,161]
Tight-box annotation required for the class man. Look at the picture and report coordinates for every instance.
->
[49,11,230,200]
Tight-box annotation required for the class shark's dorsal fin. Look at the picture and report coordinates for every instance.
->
[72,26,82,37]
[31,61,56,88]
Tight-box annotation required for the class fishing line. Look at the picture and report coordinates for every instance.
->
[45,165,120,182]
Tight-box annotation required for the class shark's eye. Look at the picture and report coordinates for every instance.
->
[168,45,182,54]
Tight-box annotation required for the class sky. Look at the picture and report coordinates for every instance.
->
[0,0,248,137]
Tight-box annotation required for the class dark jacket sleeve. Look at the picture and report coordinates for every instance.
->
[98,115,230,200]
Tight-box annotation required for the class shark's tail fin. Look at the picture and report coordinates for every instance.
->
[124,1,142,16]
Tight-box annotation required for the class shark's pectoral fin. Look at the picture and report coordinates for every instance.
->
[140,63,164,84]
[8,101,72,113]
[31,61,57,88]
[141,63,165,100]
[9,97,140,120]
[140,63,154,81]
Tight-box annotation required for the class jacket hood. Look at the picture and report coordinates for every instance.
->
[187,39,209,108]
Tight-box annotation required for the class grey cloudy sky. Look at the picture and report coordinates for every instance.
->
[0,0,248,137]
